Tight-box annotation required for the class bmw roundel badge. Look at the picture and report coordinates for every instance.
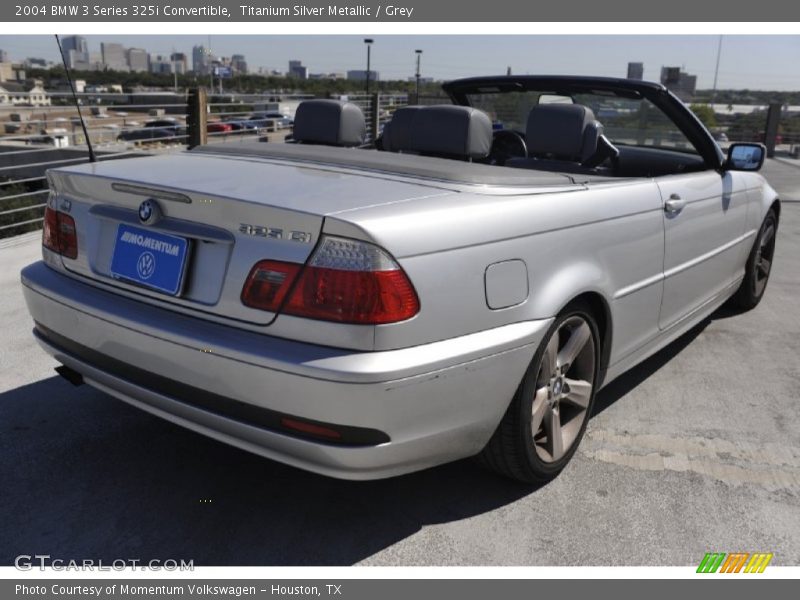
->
[138,199,161,225]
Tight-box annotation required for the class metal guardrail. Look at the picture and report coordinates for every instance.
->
[0,92,214,237]
[0,90,416,238]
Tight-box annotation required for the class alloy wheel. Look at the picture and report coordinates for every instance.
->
[531,316,596,463]
[753,221,776,298]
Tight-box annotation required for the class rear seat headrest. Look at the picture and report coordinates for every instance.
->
[384,105,492,160]
[527,103,602,162]
[293,99,366,147]
[381,105,423,153]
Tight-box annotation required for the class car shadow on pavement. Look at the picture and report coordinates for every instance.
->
[592,304,742,416]
[0,304,746,566]
[0,375,537,566]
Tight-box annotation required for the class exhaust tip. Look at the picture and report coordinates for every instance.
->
[55,365,84,387]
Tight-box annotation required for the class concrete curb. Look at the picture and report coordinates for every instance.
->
[0,230,40,250]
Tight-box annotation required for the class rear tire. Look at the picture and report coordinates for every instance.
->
[477,301,600,483]
[729,208,777,311]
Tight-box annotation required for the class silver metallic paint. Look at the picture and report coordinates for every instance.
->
[21,148,778,478]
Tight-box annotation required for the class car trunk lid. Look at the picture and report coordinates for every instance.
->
[47,152,451,326]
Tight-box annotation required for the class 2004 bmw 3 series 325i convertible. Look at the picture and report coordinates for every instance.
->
[21,76,779,482]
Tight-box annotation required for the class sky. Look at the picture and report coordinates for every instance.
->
[0,34,798,90]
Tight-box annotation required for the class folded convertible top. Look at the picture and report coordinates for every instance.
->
[189,142,613,187]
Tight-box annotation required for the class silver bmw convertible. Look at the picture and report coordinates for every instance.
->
[21,76,779,482]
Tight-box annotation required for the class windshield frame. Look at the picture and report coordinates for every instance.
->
[442,75,724,169]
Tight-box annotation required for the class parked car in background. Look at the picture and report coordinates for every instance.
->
[117,118,186,143]
[221,116,262,133]
[254,111,293,129]
[206,121,234,135]
[23,77,778,483]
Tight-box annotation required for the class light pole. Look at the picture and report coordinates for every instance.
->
[172,47,178,93]
[414,49,423,105]
[711,35,723,106]
[364,38,374,95]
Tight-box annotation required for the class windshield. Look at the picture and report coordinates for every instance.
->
[466,91,699,155]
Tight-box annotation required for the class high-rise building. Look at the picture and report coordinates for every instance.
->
[126,48,149,72]
[149,55,173,75]
[61,35,89,69]
[288,60,308,79]
[627,62,644,80]
[231,54,248,74]
[61,35,88,54]
[660,66,697,100]
[0,50,9,63]
[171,53,188,75]
[101,42,127,71]
[192,45,212,75]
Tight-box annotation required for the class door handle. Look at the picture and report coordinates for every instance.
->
[664,194,686,214]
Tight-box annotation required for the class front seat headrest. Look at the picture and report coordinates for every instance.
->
[526,103,602,162]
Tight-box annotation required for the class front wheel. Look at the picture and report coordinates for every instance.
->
[729,208,777,311]
[477,301,600,483]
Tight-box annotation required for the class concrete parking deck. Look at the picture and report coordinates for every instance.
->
[1,160,798,566]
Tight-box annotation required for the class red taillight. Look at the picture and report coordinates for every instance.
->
[42,206,78,259]
[241,260,302,312]
[240,235,420,325]
[284,266,419,324]
[58,213,78,259]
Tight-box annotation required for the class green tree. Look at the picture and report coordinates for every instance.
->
[690,104,718,129]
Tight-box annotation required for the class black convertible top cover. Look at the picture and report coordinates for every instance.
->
[189,142,612,187]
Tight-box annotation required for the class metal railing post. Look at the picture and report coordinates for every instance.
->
[370,93,380,142]
[764,103,781,158]
[187,87,208,148]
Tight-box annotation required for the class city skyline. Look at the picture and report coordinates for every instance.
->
[0,35,798,90]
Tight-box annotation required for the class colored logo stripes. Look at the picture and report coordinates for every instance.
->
[697,552,773,573]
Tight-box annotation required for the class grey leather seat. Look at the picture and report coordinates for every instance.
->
[292,99,366,147]
[507,103,617,174]
[382,105,492,161]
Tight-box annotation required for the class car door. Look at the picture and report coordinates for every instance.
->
[657,170,749,330]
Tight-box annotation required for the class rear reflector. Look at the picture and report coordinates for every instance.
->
[280,417,343,441]
[42,206,59,254]
[241,235,420,325]
[43,206,78,259]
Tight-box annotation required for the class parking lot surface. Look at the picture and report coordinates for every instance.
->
[1,160,798,566]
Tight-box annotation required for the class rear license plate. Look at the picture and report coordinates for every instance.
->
[110,223,189,295]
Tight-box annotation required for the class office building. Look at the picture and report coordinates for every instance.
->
[61,35,89,69]
[192,45,212,75]
[101,42,127,71]
[660,66,697,100]
[171,53,188,75]
[231,54,248,74]
[126,48,149,72]
[627,62,644,80]
[288,60,308,79]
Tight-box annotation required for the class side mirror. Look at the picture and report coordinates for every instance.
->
[726,143,766,172]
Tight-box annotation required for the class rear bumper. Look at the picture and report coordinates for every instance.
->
[22,261,549,479]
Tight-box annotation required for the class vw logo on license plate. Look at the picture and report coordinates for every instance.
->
[136,251,156,280]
